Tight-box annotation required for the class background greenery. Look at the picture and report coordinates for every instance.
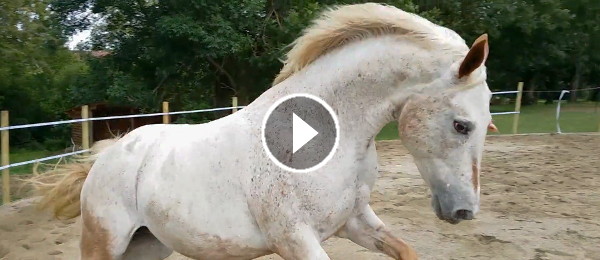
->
[2,0,600,151]
[377,102,600,140]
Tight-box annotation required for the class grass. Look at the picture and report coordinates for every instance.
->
[376,101,600,140]
[1,149,61,205]
[7,149,60,175]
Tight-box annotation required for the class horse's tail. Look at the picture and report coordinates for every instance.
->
[27,138,120,220]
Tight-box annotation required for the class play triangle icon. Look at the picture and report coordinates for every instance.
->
[292,113,318,154]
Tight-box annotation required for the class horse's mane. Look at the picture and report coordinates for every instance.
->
[273,3,468,85]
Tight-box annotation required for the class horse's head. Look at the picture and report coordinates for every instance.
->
[397,34,496,224]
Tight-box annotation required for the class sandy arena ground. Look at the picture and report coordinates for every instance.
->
[0,134,599,260]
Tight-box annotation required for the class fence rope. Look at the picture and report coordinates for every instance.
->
[0,149,89,171]
[491,90,521,115]
[555,90,570,134]
[0,106,246,131]
[491,86,600,94]
[2,85,595,170]
[0,105,246,170]
[521,86,600,93]
[492,90,520,95]
[491,111,520,115]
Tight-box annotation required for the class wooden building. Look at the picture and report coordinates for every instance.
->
[65,102,174,147]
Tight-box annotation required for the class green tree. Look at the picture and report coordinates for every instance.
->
[49,0,423,120]
[560,0,600,101]
[0,0,86,147]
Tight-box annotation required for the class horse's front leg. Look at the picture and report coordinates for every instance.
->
[268,223,330,260]
[336,204,418,260]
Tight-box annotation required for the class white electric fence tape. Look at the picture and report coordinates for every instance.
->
[556,90,570,134]
[0,106,246,170]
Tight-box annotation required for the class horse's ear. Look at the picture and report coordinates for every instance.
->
[458,34,489,79]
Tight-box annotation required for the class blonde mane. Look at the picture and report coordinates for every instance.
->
[273,3,468,85]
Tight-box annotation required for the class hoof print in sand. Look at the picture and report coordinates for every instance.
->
[48,250,63,255]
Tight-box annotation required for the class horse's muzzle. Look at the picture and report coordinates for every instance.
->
[431,194,476,224]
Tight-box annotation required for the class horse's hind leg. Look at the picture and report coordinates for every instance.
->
[80,208,172,260]
[122,227,172,260]
[80,207,140,260]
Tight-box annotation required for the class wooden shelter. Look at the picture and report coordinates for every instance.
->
[65,102,172,147]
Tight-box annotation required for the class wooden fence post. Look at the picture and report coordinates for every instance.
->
[162,102,170,124]
[81,105,90,151]
[232,97,238,113]
[1,110,10,204]
[512,82,524,134]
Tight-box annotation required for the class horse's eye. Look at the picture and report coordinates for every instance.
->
[453,120,470,135]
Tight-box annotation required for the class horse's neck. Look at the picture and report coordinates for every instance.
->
[265,36,453,145]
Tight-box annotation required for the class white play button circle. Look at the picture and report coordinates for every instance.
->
[262,93,340,173]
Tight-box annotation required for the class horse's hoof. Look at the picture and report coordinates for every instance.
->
[400,246,418,260]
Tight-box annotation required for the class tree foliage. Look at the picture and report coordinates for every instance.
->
[47,0,423,113]
[0,0,86,146]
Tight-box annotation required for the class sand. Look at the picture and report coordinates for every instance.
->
[0,134,599,260]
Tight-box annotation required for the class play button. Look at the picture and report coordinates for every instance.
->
[262,93,339,173]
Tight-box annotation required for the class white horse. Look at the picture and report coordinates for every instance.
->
[31,3,498,260]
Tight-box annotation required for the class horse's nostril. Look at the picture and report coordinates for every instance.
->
[455,209,474,220]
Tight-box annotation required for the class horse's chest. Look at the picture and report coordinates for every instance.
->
[311,184,370,238]
[247,145,378,240]
[311,156,378,236]
[265,174,372,236]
